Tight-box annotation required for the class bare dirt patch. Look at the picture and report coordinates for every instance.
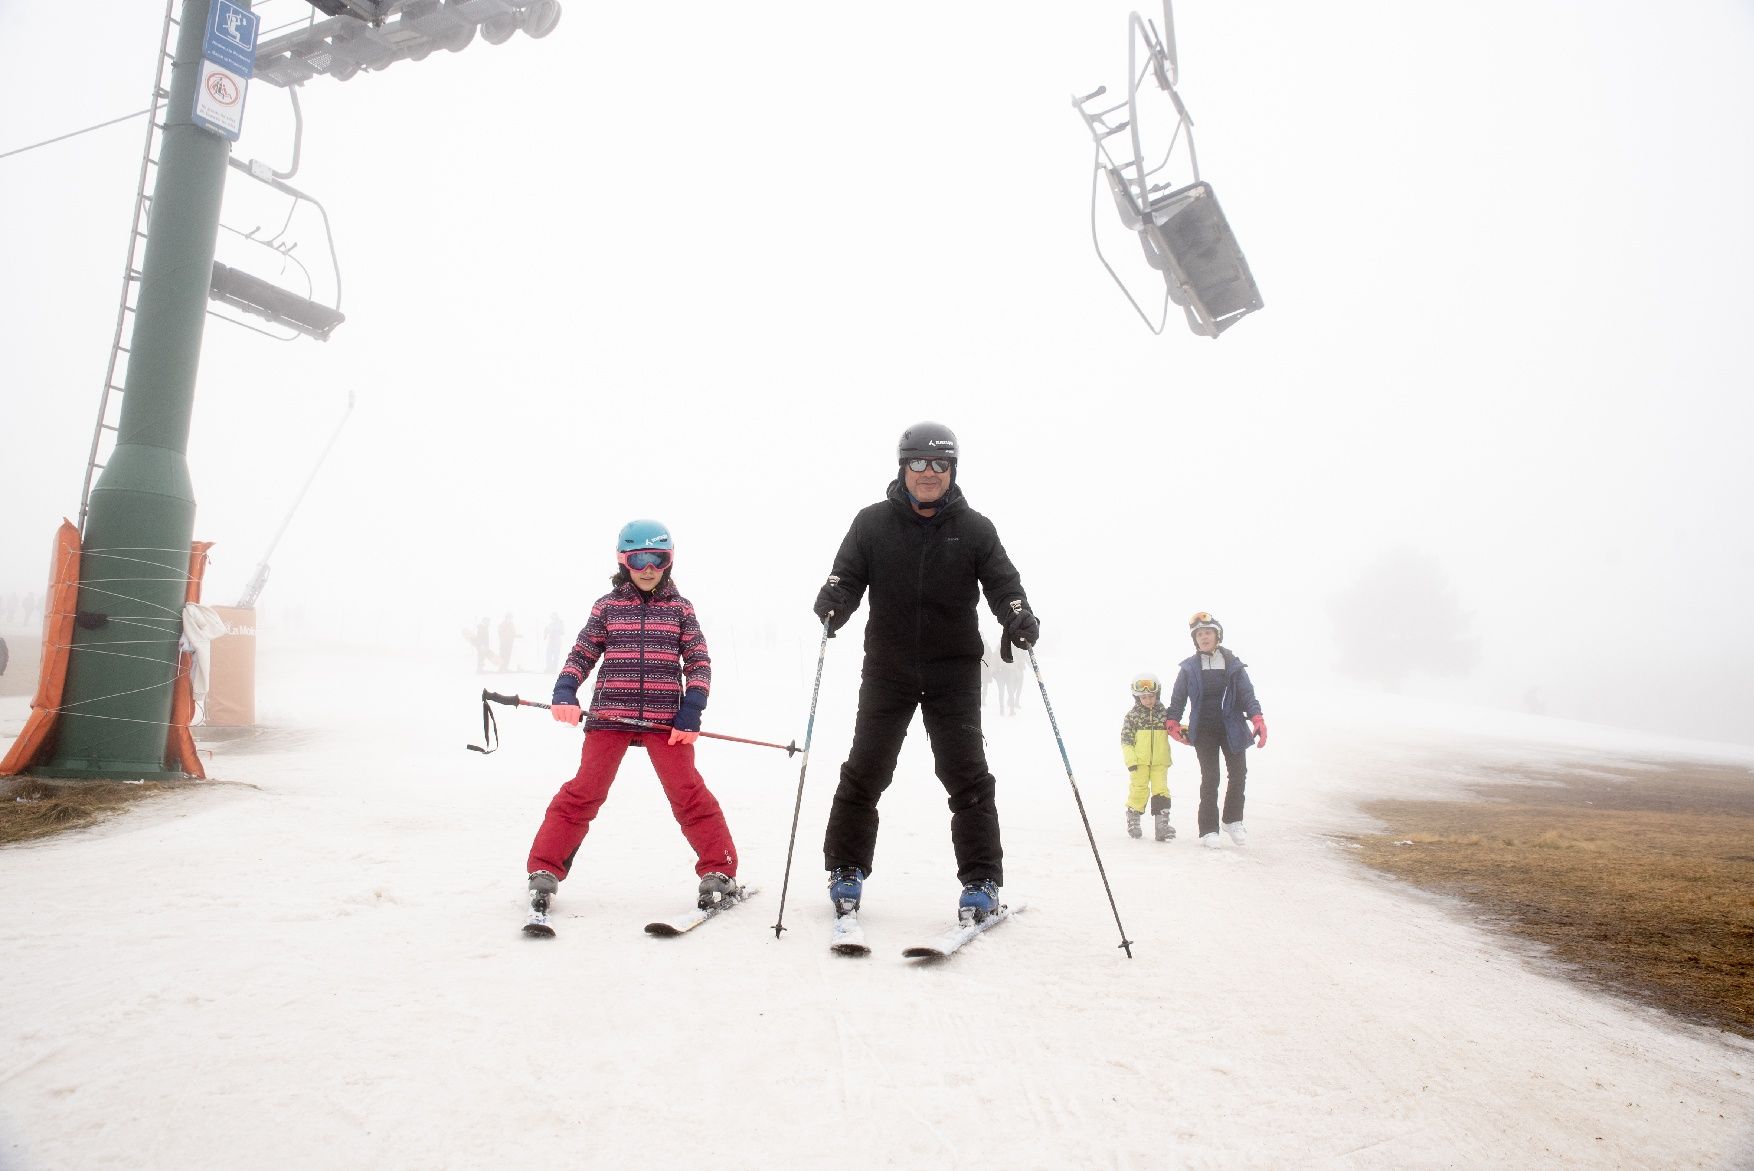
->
[0,777,184,845]
[1354,757,1754,1038]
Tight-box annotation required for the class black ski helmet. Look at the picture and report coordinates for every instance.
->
[897,421,959,465]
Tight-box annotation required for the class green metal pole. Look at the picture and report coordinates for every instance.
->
[44,0,241,779]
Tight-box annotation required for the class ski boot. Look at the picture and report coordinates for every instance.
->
[828,866,865,916]
[957,878,1000,924]
[524,870,558,937]
[1154,810,1176,842]
[1200,832,1222,849]
[1223,821,1248,846]
[697,871,738,909]
[1126,807,1143,839]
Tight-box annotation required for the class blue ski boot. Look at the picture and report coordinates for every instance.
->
[828,866,864,916]
[958,878,1000,924]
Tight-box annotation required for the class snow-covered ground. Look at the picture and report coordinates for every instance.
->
[2,643,1751,1171]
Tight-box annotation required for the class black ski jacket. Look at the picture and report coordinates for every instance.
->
[828,480,1029,683]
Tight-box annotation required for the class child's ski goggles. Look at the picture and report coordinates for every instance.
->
[905,458,953,473]
[620,549,672,572]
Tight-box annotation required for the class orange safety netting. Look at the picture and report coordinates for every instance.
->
[1,523,213,779]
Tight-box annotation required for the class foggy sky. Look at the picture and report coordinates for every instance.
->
[2,1,1752,742]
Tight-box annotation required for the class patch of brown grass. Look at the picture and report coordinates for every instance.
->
[0,777,179,845]
[1355,759,1754,1039]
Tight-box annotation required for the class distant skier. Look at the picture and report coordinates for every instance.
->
[979,638,996,712]
[1164,612,1267,848]
[812,421,1039,925]
[496,612,519,672]
[465,617,492,673]
[543,611,566,672]
[522,520,739,936]
[1120,672,1175,841]
[996,649,1025,716]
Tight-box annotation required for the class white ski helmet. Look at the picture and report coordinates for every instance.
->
[1130,672,1161,697]
[1188,611,1224,645]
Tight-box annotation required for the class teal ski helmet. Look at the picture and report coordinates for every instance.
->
[617,519,674,555]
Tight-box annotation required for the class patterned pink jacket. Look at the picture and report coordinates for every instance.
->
[552,579,711,731]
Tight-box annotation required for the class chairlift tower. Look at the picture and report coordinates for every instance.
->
[44,0,244,779]
[43,0,561,780]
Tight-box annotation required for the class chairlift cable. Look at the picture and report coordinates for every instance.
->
[0,109,151,163]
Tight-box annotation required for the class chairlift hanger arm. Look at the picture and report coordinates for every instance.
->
[1126,8,1198,189]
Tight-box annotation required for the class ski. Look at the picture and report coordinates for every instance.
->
[523,913,555,938]
[901,900,1026,960]
[644,886,759,937]
[830,911,870,956]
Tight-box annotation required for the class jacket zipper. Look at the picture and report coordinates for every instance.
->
[914,522,931,672]
[637,587,649,721]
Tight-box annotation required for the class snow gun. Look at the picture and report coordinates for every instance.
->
[466,689,800,758]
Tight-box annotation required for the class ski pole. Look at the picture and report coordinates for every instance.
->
[1024,644,1135,958]
[467,690,800,756]
[592,712,799,756]
[771,618,833,939]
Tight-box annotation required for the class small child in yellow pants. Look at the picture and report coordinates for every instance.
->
[1121,673,1174,841]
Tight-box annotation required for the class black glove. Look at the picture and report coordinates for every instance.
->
[813,577,854,637]
[999,602,1039,663]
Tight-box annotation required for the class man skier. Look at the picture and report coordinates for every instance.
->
[812,421,1040,924]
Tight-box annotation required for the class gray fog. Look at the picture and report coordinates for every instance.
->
[3,2,1751,742]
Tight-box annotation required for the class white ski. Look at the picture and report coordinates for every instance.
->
[830,911,870,956]
[901,900,1026,960]
[644,886,759,937]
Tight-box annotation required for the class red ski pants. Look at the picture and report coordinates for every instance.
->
[526,730,737,881]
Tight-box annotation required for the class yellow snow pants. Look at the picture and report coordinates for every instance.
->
[1123,728,1172,812]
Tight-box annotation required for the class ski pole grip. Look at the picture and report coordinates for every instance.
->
[482,689,522,707]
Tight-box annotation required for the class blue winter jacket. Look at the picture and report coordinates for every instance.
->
[1167,647,1263,754]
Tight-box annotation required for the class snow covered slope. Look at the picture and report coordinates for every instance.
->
[1,645,1749,1170]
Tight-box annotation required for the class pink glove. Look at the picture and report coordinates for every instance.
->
[1251,715,1268,748]
[551,704,583,727]
[1165,719,1189,745]
[667,728,699,746]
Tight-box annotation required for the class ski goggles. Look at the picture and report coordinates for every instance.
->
[1130,677,1160,694]
[620,549,672,572]
[1188,612,1219,629]
[904,458,953,474]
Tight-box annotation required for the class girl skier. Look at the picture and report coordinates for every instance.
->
[1120,673,1175,841]
[522,519,739,936]
[1165,612,1267,849]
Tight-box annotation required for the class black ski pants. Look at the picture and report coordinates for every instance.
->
[823,665,1002,886]
[1193,724,1247,837]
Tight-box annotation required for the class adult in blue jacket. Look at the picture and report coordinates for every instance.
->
[1166,611,1267,848]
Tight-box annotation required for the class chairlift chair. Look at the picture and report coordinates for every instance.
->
[208,158,346,341]
[1072,2,1262,337]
